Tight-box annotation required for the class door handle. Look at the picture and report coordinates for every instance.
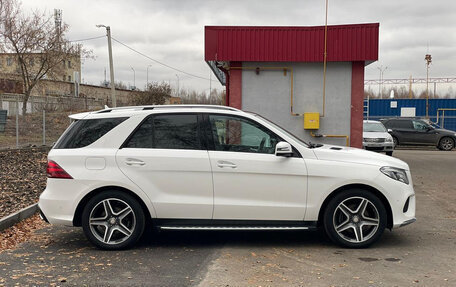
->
[125,158,145,166]
[217,160,237,168]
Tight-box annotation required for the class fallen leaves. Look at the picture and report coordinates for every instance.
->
[0,148,49,219]
[0,214,47,252]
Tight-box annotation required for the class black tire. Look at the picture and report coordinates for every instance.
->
[386,151,393,156]
[392,136,398,148]
[438,137,455,151]
[82,190,145,250]
[323,189,387,248]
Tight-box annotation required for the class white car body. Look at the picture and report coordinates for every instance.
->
[39,105,416,249]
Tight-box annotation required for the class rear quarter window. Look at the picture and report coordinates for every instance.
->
[54,117,128,149]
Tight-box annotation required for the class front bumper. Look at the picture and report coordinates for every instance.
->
[363,142,394,152]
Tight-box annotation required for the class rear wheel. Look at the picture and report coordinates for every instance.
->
[82,191,145,250]
[438,137,454,151]
[323,189,387,248]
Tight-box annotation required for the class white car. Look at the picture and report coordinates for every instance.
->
[39,105,416,250]
[363,120,395,156]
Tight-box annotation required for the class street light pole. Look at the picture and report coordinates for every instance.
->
[146,65,152,89]
[96,24,116,107]
[377,65,388,99]
[131,67,136,90]
[175,74,180,97]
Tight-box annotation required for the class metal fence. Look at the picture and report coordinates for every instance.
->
[364,98,456,131]
[0,94,108,150]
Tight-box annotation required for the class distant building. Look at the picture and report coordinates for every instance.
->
[0,52,81,83]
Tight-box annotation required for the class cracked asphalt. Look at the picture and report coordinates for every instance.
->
[1,149,455,286]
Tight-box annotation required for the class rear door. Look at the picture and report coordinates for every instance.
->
[116,113,213,219]
[386,119,415,144]
[205,113,308,221]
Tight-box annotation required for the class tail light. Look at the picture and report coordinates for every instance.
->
[47,160,73,179]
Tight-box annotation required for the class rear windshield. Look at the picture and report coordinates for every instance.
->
[54,117,128,149]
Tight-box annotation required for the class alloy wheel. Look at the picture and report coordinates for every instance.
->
[333,196,380,243]
[88,198,136,245]
[440,138,454,151]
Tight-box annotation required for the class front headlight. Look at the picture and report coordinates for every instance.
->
[380,166,409,184]
[385,137,393,142]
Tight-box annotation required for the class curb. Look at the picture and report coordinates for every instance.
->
[0,203,39,232]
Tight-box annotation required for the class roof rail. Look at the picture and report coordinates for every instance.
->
[96,104,239,113]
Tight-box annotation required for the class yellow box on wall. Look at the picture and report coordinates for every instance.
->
[304,113,320,129]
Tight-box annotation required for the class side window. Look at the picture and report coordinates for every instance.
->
[209,114,281,154]
[54,117,128,149]
[390,120,412,129]
[125,117,154,148]
[412,120,428,131]
[125,114,201,150]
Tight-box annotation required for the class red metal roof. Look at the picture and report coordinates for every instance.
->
[205,23,379,62]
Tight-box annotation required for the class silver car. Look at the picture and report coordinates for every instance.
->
[363,120,394,156]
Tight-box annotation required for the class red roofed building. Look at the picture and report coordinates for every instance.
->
[205,23,379,148]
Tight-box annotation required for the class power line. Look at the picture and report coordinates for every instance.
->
[111,36,217,82]
[69,35,105,42]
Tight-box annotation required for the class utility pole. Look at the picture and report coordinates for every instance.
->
[97,24,116,107]
[425,54,432,118]
[131,67,136,90]
[377,65,387,99]
[175,74,180,97]
[147,65,152,89]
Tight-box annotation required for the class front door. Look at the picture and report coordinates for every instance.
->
[206,114,308,221]
[116,113,213,219]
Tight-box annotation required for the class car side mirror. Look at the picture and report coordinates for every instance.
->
[275,141,293,157]
[387,129,393,133]
[426,126,434,131]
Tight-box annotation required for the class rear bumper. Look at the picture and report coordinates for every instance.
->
[38,179,88,226]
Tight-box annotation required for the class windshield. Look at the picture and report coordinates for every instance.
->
[363,122,387,132]
[250,113,310,147]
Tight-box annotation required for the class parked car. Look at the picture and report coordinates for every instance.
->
[380,117,456,151]
[39,105,416,250]
[363,120,394,156]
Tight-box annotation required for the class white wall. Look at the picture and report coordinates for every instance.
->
[242,62,352,146]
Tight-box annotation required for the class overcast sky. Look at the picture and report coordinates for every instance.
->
[21,0,456,94]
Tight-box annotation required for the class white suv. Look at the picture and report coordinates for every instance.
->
[39,105,416,249]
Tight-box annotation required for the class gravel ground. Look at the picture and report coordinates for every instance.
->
[0,148,48,219]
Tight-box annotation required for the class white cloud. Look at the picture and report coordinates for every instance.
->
[21,0,456,92]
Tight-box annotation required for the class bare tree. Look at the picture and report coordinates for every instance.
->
[0,0,88,115]
[132,81,172,105]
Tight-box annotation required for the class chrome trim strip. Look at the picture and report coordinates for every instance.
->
[159,226,310,231]
[399,218,416,227]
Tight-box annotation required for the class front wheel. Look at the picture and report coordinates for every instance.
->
[323,189,387,248]
[438,137,454,151]
[386,151,393,156]
[82,191,145,250]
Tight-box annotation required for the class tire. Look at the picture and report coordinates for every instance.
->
[82,190,145,250]
[323,189,387,248]
[438,137,455,151]
[386,151,393,156]
[392,136,398,148]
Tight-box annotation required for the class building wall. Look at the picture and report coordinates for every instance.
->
[241,61,353,146]
[0,53,81,83]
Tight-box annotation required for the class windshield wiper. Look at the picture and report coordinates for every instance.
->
[308,142,324,149]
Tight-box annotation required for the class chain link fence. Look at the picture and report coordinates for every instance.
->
[0,94,109,150]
